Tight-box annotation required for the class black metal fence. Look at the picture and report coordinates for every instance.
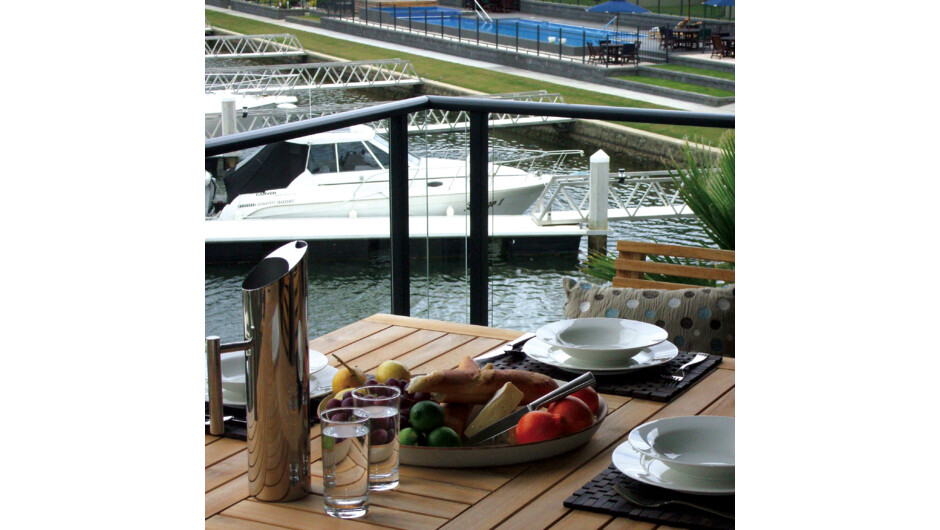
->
[318,1,684,65]
[205,96,733,326]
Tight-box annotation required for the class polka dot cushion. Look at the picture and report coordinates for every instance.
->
[562,278,735,357]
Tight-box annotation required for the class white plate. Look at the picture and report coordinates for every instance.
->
[523,338,679,374]
[535,318,668,362]
[628,416,734,480]
[612,440,735,495]
[207,349,335,406]
[317,382,608,468]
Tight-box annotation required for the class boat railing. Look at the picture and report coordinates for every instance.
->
[206,95,733,326]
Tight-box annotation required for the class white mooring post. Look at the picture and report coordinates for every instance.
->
[221,97,236,136]
[588,150,610,255]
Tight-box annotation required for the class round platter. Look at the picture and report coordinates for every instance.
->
[523,338,679,374]
[317,383,608,468]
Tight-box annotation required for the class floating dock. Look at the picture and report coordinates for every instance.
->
[205,215,593,263]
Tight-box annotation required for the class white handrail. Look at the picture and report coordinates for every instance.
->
[473,0,493,24]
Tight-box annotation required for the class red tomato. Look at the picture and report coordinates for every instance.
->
[569,387,600,415]
[515,411,566,444]
[547,397,594,434]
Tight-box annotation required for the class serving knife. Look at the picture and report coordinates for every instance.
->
[473,333,536,363]
[464,371,596,446]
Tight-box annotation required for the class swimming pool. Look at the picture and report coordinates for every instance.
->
[375,8,642,47]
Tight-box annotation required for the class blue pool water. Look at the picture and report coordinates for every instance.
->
[376,8,640,46]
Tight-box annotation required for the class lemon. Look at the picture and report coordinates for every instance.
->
[332,366,366,395]
[375,360,411,384]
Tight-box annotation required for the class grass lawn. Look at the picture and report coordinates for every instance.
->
[206,10,729,144]
[614,75,734,98]
[649,64,734,81]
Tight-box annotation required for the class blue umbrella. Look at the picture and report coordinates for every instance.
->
[586,0,651,36]
[704,0,734,6]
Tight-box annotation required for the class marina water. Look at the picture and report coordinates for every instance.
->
[205,58,712,341]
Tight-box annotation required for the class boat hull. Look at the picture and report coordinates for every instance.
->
[225,181,544,220]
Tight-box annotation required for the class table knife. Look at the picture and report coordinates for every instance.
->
[464,371,596,445]
[473,332,536,363]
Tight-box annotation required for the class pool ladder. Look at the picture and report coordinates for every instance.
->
[473,0,493,24]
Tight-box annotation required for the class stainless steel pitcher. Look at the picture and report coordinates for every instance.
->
[206,240,311,502]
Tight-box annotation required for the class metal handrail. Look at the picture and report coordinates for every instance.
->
[205,96,734,325]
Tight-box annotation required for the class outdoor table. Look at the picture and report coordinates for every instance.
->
[600,43,622,65]
[205,313,736,528]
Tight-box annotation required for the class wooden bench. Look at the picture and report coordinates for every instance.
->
[613,240,735,290]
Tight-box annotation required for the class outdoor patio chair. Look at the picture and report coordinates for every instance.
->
[699,28,712,52]
[659,28,674,50]
[620,42,640,67]
[711,35,732,59]
[561,240,736,356]
[587,43,604,64]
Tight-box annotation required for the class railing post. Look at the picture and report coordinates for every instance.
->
[469,112,489,326]
[582,30,586,63]
[515,22,519,52]
[409,6,412,32]
[495,18,499,49]
[393,5,397,30]
[442,13,445,38]
[587,150,610,256]
[477,16,480,45]
[389,115,410,316]
[458,13,461,41]
[425,11,428,36]
[559,28,563,59]
[536,26,540,56]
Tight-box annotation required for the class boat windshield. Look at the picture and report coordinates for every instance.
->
[307,144,338,174]
[337,142,382,171]
[368,135,420,167]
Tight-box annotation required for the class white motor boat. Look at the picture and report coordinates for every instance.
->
[208,124,581,220]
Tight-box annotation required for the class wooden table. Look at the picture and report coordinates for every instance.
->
[205,314,735,529]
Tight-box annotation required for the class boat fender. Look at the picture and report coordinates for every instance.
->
[446,206,455,217]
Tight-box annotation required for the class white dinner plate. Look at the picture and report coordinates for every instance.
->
[612,440,735,495]
[207,349,335,406]
[523,338,679,374]
[535,318,668,362]
[628,416,734,480]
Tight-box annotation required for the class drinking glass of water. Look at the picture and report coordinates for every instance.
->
[352,385,401,490]
[319,407,371,519]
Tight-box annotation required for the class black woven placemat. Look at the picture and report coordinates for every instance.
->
[204,396,326,440]
[564,464,734,529]
[481,351,722,402]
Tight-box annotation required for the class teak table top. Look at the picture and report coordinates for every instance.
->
[205,313,735,529]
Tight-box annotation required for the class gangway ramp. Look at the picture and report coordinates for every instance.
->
[531,171,697,225]
[205,91,573,138]
[205,34,306,59]
[205,60,422,93]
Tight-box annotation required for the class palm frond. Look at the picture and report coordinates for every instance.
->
[669,131,735,251]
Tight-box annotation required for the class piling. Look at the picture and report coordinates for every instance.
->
[587,149,609,255]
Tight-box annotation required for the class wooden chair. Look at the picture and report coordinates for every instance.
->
[613,240,735,290]
[587,43,603,64]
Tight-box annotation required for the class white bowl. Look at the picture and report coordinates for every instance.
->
[628,416,734,480]
[535,318,668,363]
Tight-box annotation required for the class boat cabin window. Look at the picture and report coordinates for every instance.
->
[306,144,338,174]
[337,142,382,171]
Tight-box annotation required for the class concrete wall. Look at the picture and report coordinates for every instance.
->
[637,65,734,91]
[230,0,308,19]
[206,0,231,8]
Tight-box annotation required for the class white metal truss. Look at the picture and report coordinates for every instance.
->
[530,171,697,226]
[205,91,573,138]
[205,34,306,59]
[205,60,422,94]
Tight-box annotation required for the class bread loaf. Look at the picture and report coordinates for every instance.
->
[407,369,557,405]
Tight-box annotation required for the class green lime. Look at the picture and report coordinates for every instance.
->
[409,401,445,433]
[427,427,461,447]
[399,427,420,446]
